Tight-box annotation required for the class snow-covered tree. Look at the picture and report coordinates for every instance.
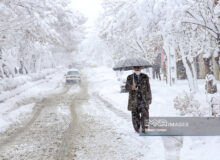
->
[98,0,220,92]
[0,0,86,77]
[184,0,220,79]
[98,0,158,63]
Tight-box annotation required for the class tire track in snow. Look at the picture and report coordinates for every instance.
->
[56,77,89,160]
[0,86,71,152]
[56,116,75,160]
[0,103,43,150]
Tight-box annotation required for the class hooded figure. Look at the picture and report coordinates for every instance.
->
[125,66,152,133]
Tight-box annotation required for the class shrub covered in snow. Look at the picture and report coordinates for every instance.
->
[174,91,201,116]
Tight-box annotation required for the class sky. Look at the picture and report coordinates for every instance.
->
[71,0,103,27]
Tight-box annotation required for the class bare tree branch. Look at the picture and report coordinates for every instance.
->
[182,21,218,36]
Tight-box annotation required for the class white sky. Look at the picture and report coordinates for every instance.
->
[71,0,103,27]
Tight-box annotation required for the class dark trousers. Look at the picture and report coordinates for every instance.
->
[131,101,149,132]
[153,70,161,80]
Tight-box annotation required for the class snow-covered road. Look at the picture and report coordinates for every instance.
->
[0,72,88,159]
[0,67,219,160]
[0,71,160,160]
[0,68,166,160]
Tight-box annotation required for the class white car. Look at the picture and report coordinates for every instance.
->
[65,69,81,84]
[118,71,132,93]
[120,79,127,93]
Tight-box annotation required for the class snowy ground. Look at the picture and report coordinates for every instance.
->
[84,66,220,160]
[0,66,220,160]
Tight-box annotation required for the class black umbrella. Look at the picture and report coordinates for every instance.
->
[113,57,152,71]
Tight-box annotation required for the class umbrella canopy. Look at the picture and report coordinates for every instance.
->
[113,57,152,71]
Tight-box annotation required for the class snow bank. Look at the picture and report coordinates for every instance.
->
[0,69,56,91]
[0,69,57,102]
[0,67,67,132]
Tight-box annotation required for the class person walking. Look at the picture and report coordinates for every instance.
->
[125,66,152,133]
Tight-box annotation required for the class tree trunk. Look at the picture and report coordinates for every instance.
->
[179,46,198,93]
[0,49,4,78]
[199,54,206,79]
[0,63,5,78]
[191,57,199,91]
[205,74,218,94]
[213,56,220,80]
[163,44,176,86]
[182,56,198,92]
[203,57,211,75]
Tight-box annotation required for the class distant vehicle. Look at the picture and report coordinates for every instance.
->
[118,72,132,93]
[65,69,81,84]
[120,79,127,93]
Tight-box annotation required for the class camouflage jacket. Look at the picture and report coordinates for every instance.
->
[125,73,152,111]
